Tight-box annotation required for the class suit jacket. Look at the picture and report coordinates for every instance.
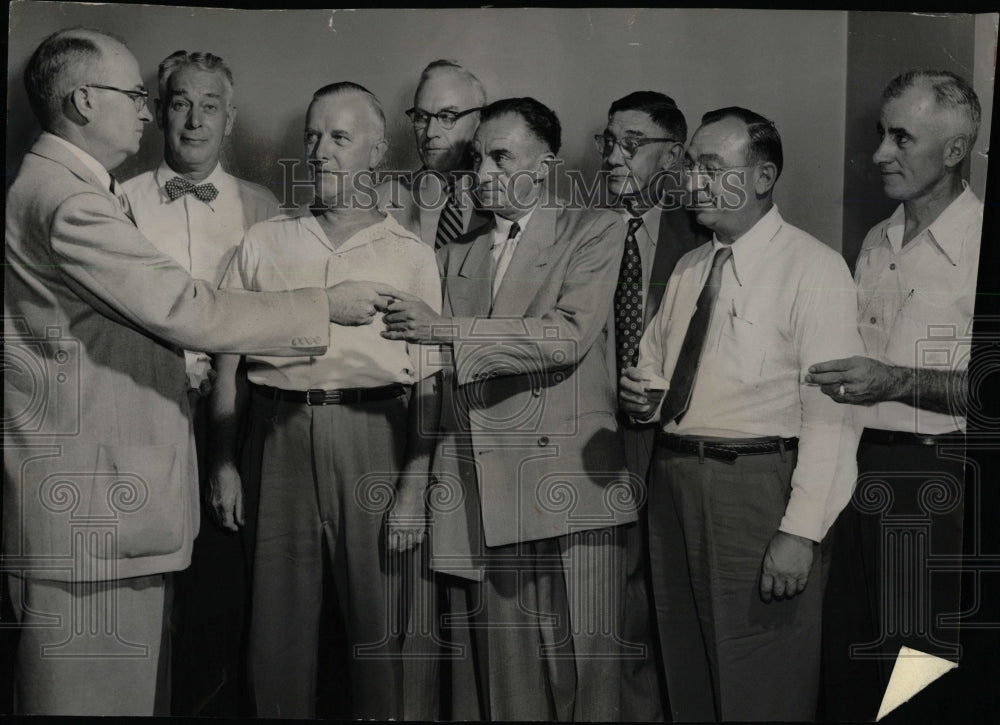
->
[3,135,331,582]
[621,207,711,481]
[429,198,637,580]
[376,170,484,246]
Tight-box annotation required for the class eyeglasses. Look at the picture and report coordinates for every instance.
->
[595,134,678,159]
[682,160,755,182]
[86,84,149,112]
[405,106,482,130]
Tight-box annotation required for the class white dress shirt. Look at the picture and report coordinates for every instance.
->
[636,206,865,541]
[854,183,982,434]
[124,162,279,387]
[221,209,442,390]
[491,206,536,298]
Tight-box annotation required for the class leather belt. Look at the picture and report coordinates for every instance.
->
[252,382,408,406]
[861,428,963,447]
[657,432,799,463]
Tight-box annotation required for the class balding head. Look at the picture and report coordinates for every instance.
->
[24,27,129,132]
[309,82,385,142]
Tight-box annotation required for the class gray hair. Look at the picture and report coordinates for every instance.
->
[158,50,234,106]
[884,69,981,145]
[416,59,487,107]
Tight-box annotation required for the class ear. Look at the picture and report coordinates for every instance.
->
[943,133,969,169]
[224,103,237,138]
[754,161,778,196]
[369,138,388,170]
[68,86,97,123]
[534,152,555,182]
[659,141,685,171]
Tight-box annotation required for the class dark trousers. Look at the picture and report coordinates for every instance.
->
[621,423,666,721]
[648,447,825,721]
[822,434,966,721]
[170,391,255,716]
[245,388,434,719]
[442,527,628,721]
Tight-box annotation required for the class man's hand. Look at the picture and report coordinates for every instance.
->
[326,280,403,326]
[196,366,218,397]
[381,292,451,344]
[805,355,904,405]
[760,530,815,602]
[208,460,244,533]
[619,366,656,418]
[386,482,428,553]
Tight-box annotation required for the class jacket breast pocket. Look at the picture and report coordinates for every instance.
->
[719,313,767,385]
[88,444,187,559]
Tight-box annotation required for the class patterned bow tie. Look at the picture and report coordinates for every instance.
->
[164,176,219,203]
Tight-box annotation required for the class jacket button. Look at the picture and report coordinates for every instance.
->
[537,436,549,447]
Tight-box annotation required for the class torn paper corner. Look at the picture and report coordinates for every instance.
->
[876,646,958,721]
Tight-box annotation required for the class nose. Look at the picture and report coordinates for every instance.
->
[186,105,203,129]
[606,141,627,168]
[138,103,153,123]
[872,135,893,166]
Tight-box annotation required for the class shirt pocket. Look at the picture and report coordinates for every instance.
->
[719,312,768,385]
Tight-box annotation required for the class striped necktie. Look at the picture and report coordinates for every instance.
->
[434,184,464,250]
[660,245,733,425]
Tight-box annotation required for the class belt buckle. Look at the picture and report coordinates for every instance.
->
[306,389,324,406]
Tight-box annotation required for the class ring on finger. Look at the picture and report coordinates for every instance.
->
[838,384,845,396]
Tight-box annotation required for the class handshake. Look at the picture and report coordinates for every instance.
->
[325,280,405,326]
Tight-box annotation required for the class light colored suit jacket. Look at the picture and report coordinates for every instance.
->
[429,199,637,580]
[3,135,331,582]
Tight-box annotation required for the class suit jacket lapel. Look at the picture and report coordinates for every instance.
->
[448,219,495,317]
[644,208,711,327]
[490,203,557,317]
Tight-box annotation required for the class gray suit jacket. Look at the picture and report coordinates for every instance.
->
[3,135,331,582]
[429,199,637,579]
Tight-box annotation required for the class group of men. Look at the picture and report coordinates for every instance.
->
[2,25,984,722]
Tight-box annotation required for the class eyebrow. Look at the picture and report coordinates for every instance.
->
[686,152,727,164]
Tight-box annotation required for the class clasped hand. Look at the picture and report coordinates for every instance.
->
[326,280,403,326]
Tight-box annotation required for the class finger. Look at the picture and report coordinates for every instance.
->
[373,295,395,312]
[771,578,786,600]
[374,284,412,300]
[236,489,245,527]
[620,390,649,405]
[819,383,844,399]
[221,506,236,533]
[808,358,851,374]
[382,311,410,324]
[759,572,774,602]
[381,330,408,341]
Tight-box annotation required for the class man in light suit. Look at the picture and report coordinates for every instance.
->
[2,27,393,715]
[377,60,487,249]
[383,97,635,720]
[598,90,710,720]
[121,49,279,716]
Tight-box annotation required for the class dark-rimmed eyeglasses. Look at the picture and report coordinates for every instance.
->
[85,84,149,112]
[595,133,678,159]
[682,160,755,182]
[405,106,482,130]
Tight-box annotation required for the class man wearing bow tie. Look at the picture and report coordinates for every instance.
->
[121,50,280,716]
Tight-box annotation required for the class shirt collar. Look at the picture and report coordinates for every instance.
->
[619,204,662,243]
[299,207,418,253]
[712,204,782,286]
[493,205,536,244]
[876,181,978,265]
[155,161,228,191]
[43,132,112,191]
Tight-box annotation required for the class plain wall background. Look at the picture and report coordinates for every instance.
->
[8,4,849,249]
[6,3,996,256]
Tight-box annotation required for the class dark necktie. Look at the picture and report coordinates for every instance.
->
[660,245,733,425]
[434,184,464,250]
[491,222,521,300]
[614,217,645,375]
[165,175,219,203]
[110,176,135,224]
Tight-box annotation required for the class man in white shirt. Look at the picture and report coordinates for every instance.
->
[376,60,487,248]
[210,82,440,720]
[121,50,279,716]
[597,90,709,721]
[809,70,983,720]
[620,107,864,720]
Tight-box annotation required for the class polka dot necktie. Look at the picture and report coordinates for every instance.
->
[614,217,645,376]
[165,175,219,203]
[660,245,733,425]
